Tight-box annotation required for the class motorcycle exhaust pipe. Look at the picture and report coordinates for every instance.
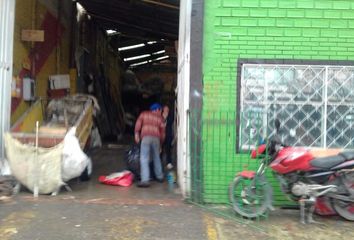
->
[292,183,337,197]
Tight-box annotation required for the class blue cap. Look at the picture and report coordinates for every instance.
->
[150,103,162,111]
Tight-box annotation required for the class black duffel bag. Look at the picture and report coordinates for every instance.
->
[125,144,157,181]
[125,144,141,179]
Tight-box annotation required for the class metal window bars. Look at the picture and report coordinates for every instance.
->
[240,64,354,149]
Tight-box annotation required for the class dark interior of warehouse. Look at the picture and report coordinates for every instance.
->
[71,0,180,183]
[75,0,179,141]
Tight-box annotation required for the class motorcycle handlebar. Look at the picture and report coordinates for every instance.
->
[251,137,286,159]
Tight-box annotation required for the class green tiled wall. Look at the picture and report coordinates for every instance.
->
[201,0,354,204]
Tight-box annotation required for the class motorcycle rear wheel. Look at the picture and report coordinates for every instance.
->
[332,199,354,221]
[229,175,271,219]
[331,172,354,221]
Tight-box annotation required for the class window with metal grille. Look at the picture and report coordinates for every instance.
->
[240,63,354,149]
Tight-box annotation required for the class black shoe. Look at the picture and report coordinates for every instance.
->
[137,181,150,188]
[155,178,164,183]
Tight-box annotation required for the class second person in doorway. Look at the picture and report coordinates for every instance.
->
[162,105,174,170]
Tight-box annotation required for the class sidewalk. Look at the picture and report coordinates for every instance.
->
[0,147,353,240]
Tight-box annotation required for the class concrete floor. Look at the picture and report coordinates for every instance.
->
[1,146,353,240]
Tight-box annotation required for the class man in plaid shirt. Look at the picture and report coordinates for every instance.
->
[134,103,165,187]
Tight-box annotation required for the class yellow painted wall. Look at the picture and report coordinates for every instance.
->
[35,1,71,97]
[11,0,33,124]
[12,100,44,133]
[12,0,32,75]
[11,0,72,125]
[11,101,30,125]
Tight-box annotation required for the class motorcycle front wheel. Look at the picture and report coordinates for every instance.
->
[229,175,272,219]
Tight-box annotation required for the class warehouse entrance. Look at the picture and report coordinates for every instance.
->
[72,0,180,188]
[3,0,187,196]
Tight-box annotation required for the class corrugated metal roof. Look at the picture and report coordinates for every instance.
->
[78,0,179,68]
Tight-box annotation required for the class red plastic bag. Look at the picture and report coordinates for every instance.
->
[98,171,133,187]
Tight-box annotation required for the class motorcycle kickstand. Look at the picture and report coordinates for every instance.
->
[307,203,324,225]
[307,203,316,223]
[299,198,324,225]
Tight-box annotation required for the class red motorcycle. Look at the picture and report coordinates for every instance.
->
[229,120,354,223]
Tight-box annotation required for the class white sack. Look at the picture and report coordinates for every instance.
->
[61,127,89,182]
[4,133,64,194]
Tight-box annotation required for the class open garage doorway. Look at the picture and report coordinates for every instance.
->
[75,0,181,189]
[3,0,196,198]
[76,0,179,140]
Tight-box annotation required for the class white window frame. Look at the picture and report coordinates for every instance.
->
[0,0,15,160]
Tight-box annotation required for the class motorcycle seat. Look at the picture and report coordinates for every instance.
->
[310,155,346,169]
[339,151,354,161]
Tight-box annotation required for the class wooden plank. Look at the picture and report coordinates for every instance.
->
[75,102,93,148]
[78,120,93,149]
[11,134,64,148]
[21,30,44,42]
[11,98,93,149]
[38,126,67,135]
